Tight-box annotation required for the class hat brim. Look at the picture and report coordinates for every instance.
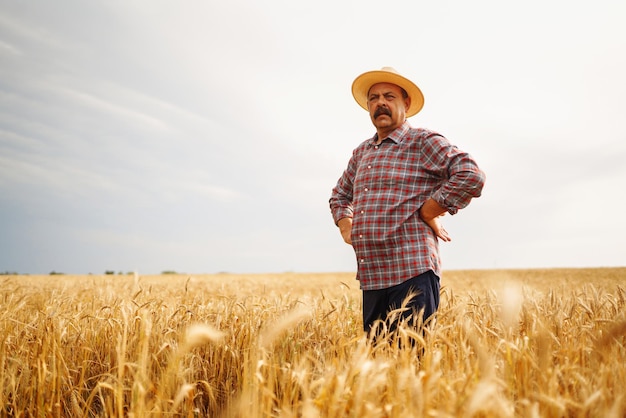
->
[351,70,424,117]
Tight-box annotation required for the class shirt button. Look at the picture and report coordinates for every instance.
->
[359,235,363,238]
[364,188,368,191]
[360,259,365,263]
[367,165,371,169]
[360,210,364,214]
[374,146,379,149]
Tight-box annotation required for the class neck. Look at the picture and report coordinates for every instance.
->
[375,124,400,143]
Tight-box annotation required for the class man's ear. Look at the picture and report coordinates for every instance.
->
[404,96,411,112]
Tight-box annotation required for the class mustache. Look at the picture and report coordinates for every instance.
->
[374,107,392,118]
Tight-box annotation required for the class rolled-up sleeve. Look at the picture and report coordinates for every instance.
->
[423,134,486,215]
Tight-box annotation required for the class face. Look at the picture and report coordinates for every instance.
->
[366,82,411,134]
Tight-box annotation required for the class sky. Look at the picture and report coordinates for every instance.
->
[1,0,625,275]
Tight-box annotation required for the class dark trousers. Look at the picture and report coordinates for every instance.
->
[362,270,440,334]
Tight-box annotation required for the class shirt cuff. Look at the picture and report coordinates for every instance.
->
[430,189,459,215]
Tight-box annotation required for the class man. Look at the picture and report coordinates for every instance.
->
[329,67,485,336]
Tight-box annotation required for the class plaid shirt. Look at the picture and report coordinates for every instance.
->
[329,122,485,290]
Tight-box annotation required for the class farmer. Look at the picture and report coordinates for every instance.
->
[329,67,485,336]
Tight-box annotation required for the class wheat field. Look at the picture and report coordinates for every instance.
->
[1,267,625,417]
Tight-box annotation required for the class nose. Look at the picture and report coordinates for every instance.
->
[372,100,389,115]
[372,96,388,107]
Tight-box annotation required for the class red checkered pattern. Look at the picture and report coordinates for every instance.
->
[330,122,485,290]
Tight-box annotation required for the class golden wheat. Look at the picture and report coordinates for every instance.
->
[0,268,624,417]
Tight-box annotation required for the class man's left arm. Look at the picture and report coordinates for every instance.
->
[419,198,451,242]
[426,134,486,214]
[419,134,486,239]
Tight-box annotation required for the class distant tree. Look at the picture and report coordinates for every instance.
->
[162,270,178,275]
[49,271,64,275]
[105,270,115,275]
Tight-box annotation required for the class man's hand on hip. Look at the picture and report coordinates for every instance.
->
[419,198,451,242]
[337,217,353,245]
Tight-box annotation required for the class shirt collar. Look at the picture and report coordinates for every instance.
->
[370,121,411,145]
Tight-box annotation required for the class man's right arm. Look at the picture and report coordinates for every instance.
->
[337,217,353,245]
[330,147,364,245]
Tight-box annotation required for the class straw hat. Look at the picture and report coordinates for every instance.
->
[351,67,425,117]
